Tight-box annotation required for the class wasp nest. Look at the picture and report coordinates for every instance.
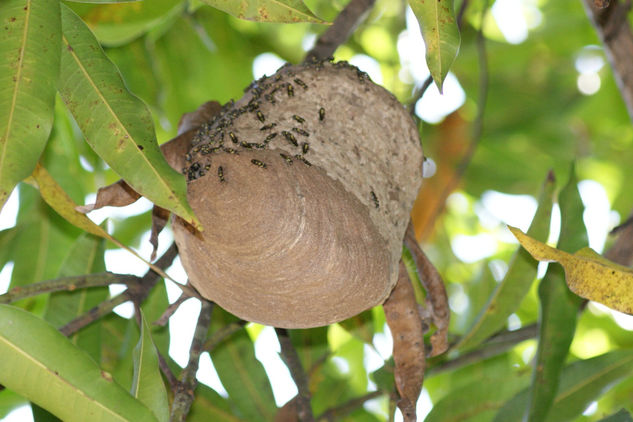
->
[173,61,423,328]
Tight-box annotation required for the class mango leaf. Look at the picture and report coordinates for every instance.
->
[425,368,531,422]
[0,0,60,210]
[58,4,200,229]
[493,350,633,422]
[28,163,173,282]
[598,409,633,422]
[8,184,80,291]
[0,304,159,422]
[199,0,327,24]
[131,311,169,422]
[338,310,375,345]
[208,307,276,421]
[457,172,556,351]
[524,168,586,422]
[408,0,460,92]
[189,384,244,422]
[510,226,633,314]
[66,0,184,46]
[44,231,108,362]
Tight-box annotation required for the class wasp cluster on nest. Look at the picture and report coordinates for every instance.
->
[173,59,424,328]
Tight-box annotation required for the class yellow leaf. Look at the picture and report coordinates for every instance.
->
[509,226,633,315]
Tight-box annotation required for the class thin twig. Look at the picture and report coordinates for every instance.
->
[170,300,214,422]
[304,0,376,63]
[157,350,179,391]
[154,289,193,327]
[0,273,138,304]
[276,328,315,422]
[316,391,384,422]
[59,244,179,337]
[427,324,538,376]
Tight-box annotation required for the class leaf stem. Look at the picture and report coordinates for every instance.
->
[0,273,137,304]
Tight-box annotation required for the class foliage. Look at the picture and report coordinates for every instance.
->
[1,0,633,421]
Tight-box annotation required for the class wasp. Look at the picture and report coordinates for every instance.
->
[253,143,266,149]
[282,131,298,147]
[292,115,305,124]
[264,133,278,142]
[256,111,265,122]
[223,147,239,154]
[240,141,253,149]
[292,127,309,137]
[302,143,310,154]
[370,191,379,208]
[218,166,225,182]
[319,107,325,121]
[251,159,267,168]
[185,153,192,162]
[260,123,277,131]
[229,132,238,143]
[287,83,294,97]
[280,153,293,164]
[294,78,308,89]
[294,154,311,166]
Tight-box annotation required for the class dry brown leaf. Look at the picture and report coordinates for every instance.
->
[405,223,450,356]
[383,260,426,422]
[75,180,141,213]
[177,101,222,135]
[275,396,299,422]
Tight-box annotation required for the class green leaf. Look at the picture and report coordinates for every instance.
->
[189,384,245,422]
[494,350,633,422]
[0,0,61,210]
[457,172,556,351]
[200,0,327,23]
[8,184,80,290]
[426,368,531,422]
[598,409,633,422]
[524,168,588,422]
[408,0,460,92]
[338,310,375,345]
[131,311,169,422]
[66,0,185,46]
[0,304,159,422]
[44,231,108,362]
[208,307,276,421]
[58,4,200,229]
[0,389,27,419]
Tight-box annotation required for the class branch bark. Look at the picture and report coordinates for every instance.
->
[582,0,633,122]
[304,0,376,63]
[276,328,315,422]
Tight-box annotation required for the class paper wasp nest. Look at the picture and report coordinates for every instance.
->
[173,61,423,328]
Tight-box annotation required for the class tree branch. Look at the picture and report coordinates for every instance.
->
[304,0,376,63]
[203,320,247,352]
[427,324,538,376]
[170,300,214,422]
[276,328,314,422]
[582,0,633,122]
[0,273,138,304]
[59,243,179,337]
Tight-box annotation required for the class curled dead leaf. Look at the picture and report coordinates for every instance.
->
[404,223,450,356]
[383,260,426,422]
